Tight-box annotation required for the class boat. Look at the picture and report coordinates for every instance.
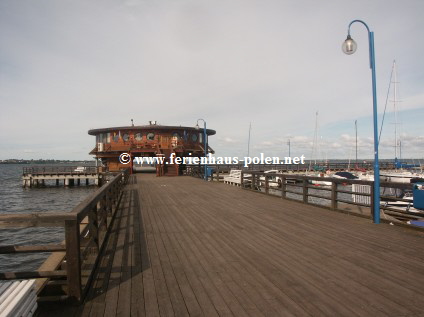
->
[259,170,283,188]
[378,61,424,183]
[380,171,423,183]
[333,171,358,180]
[309,171,332,186]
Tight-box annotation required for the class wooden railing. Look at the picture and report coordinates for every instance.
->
[240,171,424,224]
[185,161,400,180]
[0,170,130,303]
[23,166,99,175]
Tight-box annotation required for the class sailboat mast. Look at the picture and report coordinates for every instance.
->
[287,139,291,157]
[314,112,319,164]
[247,122,251,157]
[309,112,319,171]
[393,60,399,159]
[355,120,358,164]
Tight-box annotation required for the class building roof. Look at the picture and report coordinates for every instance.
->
[88,124,216,136]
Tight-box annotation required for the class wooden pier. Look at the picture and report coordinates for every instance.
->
[22,166,102,188]
[34,174,424,316]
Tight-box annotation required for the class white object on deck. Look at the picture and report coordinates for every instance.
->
[0,280,37,317]
[223,169,242,186]
[352,184,371,205]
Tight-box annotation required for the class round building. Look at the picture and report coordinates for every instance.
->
[88,121,215,175]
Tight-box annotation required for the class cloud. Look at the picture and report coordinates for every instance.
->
[1,0,423,160]
[218,137,239,144]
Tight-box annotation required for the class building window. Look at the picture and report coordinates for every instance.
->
[147,132,155,141]
[113,133,119,142]
[191,133,198,142]
[172,132,180,139]
[135,132,142,141]
[106,133,111,144]
[123,133,130,142]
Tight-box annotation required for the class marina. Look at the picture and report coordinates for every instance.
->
[1,166,424,316]
[1,4,424,316]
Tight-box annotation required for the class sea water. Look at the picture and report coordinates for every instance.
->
[0,164,97,272]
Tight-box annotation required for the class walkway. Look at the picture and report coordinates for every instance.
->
[38,174,424,316]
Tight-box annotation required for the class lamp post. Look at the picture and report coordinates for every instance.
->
[196,119,208,181]
[342,20,380,224]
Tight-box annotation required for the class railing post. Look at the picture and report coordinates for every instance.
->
[88,205,100,251]
[331,181,337,210]
[265,174,269,194]
[302,179,308,203]
[65,219,82,303]
[241,171,244,188]
[251,173,255,190]
[281,175,286,199]
[370,181,375,221]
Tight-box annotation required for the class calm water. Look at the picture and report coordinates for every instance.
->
[0,164,97,272]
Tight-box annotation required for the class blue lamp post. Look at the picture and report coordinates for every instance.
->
[342,20,380,224]
[196,119,208,181]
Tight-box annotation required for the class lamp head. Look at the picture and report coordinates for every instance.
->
[195,123,200,130]
[342,35,357,55]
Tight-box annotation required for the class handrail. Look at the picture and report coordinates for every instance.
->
[0,169,130,303]
[185,161,399,180]
[240,171,423,224]
[22,166,99,176]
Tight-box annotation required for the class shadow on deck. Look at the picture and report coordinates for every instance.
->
[38,174,424,316]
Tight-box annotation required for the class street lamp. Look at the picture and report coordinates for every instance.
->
[195,119,208,181]
[342,20,380,224]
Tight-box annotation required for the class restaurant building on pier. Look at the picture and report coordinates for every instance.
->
[88,121,216,175]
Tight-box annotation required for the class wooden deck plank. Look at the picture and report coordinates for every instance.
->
[37,174,424,316]
[143,181,227,316]
[184,194,342,316]
[115,188,134,317]
[130,188,146,317]
[155,198,240,316]
[211,196,424,315]
[166,199,257,316]
[198,185,418,316]
[166,202,267,316]
[152,209,206,316]
[149,206,189,317]
[143,227,174,315]
[136,187,160,317]
[102,189,129,317]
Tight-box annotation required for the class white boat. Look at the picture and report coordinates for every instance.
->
[309,172,332,186]
[380,171,423,183]
[259,170,283,188]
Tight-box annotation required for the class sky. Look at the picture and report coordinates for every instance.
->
[1,0,423,161]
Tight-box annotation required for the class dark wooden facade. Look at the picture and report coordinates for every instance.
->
[88,122,216,175]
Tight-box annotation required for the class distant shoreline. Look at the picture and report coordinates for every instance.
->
[0,160,95,164]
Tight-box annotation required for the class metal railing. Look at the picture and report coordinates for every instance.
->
[0,170,130,303]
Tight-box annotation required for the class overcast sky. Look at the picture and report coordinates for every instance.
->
[1,0,423,161]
